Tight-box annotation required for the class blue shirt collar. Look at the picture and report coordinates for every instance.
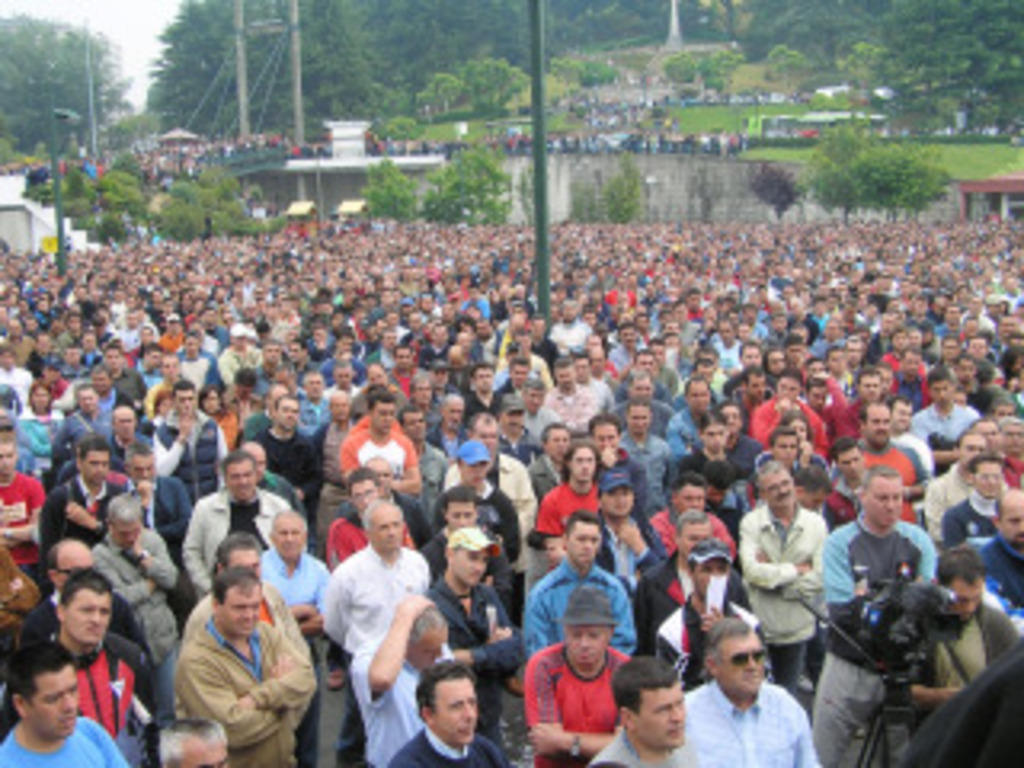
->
[206,617,262,680]
[424,727,470,759]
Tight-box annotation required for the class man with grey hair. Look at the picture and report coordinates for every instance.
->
[428,393,467,461]
[324,499,430,660]
[350,594,449,767]
[313,389,353,558]
[686,617,817,767]
[92,494,180,726]
[523,377,560,439]
[159,718,228,768]
[739,461,827,695]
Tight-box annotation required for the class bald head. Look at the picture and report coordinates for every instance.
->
[49,539,94,591]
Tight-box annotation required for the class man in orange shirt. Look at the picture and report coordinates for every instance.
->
[340,386,422,497]
[859,400,927,524]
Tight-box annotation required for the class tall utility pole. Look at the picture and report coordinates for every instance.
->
[529,0,550,324]
[234,0,250,139]
[289,0,304,145]
[85,28,98,157]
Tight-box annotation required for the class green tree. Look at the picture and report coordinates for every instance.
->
[417,73,465,116]
[0,18,128,153]
[851,143,948,218]
[458,58,529,115]
[381,117,423,141]
[664,53,699,85]
[551,58,583,89]
[840,42,886,90]
[363,160,419,221]
[97,170,147,220]
[807,123,873,221]
[422,144,511,225]
[882,0,1024,130]
[602,155,644,223]
[766,45,809,91]
[579,61,618,88]
[699,51,744,92]
[104,114,161,154]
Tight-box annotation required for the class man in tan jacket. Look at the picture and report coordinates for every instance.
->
[739,460,827,696]
[175,566,315,768]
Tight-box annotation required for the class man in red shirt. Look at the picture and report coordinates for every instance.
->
[860,401,926,524]
[525,585,628,767]
[0,434,47,581]
[750,368,829,457]
[534,441,600,539]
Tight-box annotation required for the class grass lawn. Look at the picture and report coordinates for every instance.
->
[746,143,1024,181]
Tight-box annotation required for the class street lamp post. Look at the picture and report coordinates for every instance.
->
[528,0,550,324]
[50,107,80,278]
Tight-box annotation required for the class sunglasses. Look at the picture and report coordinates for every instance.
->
[729,650,767,667]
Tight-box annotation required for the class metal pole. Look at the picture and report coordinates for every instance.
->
[529,0,550,324]
[50,107,66,277]
[235,0,250,139]
[290,0,304,145]
[85,28,98,157]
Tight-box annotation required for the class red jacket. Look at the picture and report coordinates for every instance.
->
[750,398,830,457]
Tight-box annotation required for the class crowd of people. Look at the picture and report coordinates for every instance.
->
[0,219,1023,766]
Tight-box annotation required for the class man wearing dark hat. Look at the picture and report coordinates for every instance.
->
[525,585,629,768]
[654,538,759,692]
[497,393,541,466]
[595,467,665,596]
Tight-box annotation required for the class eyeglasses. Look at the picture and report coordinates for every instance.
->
[728,649,767,667]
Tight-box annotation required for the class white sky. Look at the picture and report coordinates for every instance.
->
[4,0,185,109]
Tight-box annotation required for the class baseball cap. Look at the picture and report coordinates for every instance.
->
[560,586,616,627]
[688,538,733,565]
[500,394,526,414]
[598,467,632,495]
[447,526,500,556]
[230,323,249,338]
[167,313,182,323]
[456,440,490,465]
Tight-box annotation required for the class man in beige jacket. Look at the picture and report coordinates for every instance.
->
[739,460,827,696]
[175,566,315,768]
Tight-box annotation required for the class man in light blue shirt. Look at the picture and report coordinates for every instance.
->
[351,595,450,768]
[524,509,636,656]
[0,642,129,767]
[261,510,329,768]
[686,617,819,768]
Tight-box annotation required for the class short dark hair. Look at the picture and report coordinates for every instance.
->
[125,442,154,462]
[564,510,601,536]
[415,660,477,713]
[794,465,832,495]
[221,448,257,475]
[768,425,798,447]
[927,366,955,387]
[59,567,113,607]
[212,565,261,604]
[366,386,397,410]
[214,532,263,570]
[6,642,75,701]
[830,435,860,461]
[937,544,986,586]
[439,485,478,516]
[698,411,728,432]
[672,470,707,493]
[611,656,680,713]
[588,412,621,435]
[348,466,379,488]
[172,379,196,395]
[76,433,111,460]
[967,452,1003,475]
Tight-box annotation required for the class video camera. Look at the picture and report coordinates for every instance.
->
[856,579,961,676]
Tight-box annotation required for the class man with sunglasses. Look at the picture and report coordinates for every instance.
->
[686,617,818,767]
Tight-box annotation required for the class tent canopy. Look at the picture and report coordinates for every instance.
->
[337,199,367,216]
[286,201,317,217]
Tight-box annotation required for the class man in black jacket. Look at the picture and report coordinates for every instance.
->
[427,526,523,749]
[421,486,514,613]
[634,510,748,658]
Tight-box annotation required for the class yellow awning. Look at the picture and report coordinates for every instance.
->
[286,201,317,217]
[338,199,367,215]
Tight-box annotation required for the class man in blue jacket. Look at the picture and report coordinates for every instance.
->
[982,488,1024,630]
[595,467,665,596]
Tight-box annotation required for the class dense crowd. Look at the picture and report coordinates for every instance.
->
[0,220,1024,767]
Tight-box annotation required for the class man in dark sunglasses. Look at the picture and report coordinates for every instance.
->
[685,617,818,767]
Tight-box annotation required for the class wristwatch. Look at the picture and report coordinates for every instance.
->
[570,735,581,759]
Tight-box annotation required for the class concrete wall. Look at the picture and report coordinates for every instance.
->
[505,154,960,225]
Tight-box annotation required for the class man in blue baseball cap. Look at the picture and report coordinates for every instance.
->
[595,467,665,595]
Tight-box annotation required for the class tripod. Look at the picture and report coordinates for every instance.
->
[856,672,915,768]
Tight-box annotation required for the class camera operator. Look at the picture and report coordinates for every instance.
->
[811,465,937,768]
[911,545,1018,713]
